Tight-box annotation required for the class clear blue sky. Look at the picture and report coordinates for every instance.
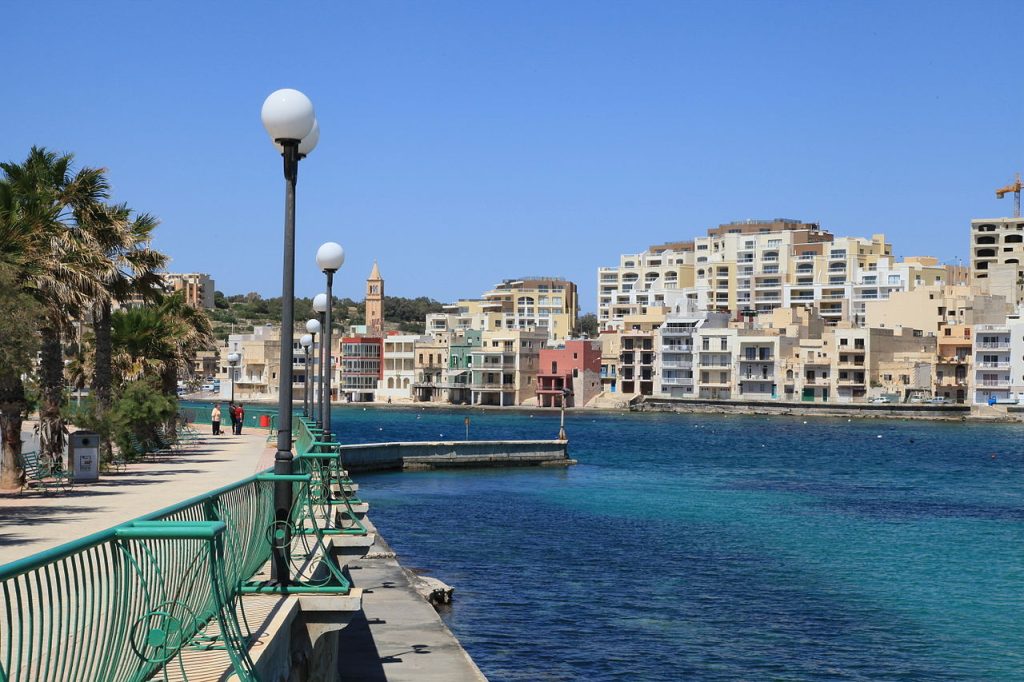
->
[4,1,1022,313]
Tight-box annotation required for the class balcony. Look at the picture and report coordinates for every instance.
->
[472,383,517,391]
[978,379,1011,387]
[699,360,732,368]
[836,377,865,385]
[663,344,693,352]
[977,341,1010,349]
[661,377,694,387]
[976,361,1010,370]
[739,356,774,363]
[661,360,693,369]
[739,375,772,382]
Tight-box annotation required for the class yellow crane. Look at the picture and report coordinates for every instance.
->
[995,173,1023,217]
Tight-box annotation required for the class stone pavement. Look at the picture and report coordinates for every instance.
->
[0,429,273,565]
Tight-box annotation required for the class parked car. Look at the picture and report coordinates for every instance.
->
[909,394,926,404]
[928,396,950,404]
[868,396,891,404]
[201,383,215,392]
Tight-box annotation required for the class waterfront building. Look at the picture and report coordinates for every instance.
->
[375,332,424,402]
[970,315,1024,404]
[217,325,278,400]
[366,262,385,337]
[193,349,220,382]
[734,330,787,400]
[598,330,621,395]
[934,324,972,403]
[536,339,602,407]
[829,325,935,403]
[970,217,1024,281]
[413,333,450,403]
[469,328,547,406]
[654,307,730,398]
[864,284,1011,334]
[163,272,215,309]
[617,311,668,396]
[694,326,739,399]
[341,336,382,402]
[480,277,579,340]
[447,329,482,404]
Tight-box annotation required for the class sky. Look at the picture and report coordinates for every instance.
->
[4,1,1023,314]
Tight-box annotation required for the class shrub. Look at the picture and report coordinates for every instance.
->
[109,377,178,458]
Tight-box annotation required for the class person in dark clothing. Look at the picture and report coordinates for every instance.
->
[227,401,238,435]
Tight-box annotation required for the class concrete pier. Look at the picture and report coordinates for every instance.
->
[338,439,572,472]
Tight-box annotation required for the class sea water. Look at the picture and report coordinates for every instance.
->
[337,407,1022,681]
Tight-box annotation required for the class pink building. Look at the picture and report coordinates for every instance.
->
[536,340,602,407]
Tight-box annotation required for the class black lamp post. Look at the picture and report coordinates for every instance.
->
[305,318,321,421]
[312,294,328,429]
[300,334,313,417]
[315,242,345,442]
[261,88,319,584]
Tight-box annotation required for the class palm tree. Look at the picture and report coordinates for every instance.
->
[0,147,110,464]
[87,203,167,414]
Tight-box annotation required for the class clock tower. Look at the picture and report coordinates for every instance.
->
[366,261,384,336]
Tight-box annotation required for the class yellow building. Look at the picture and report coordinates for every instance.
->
[469,328,548,406]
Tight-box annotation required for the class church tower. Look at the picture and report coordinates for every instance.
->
[365,261,384,336]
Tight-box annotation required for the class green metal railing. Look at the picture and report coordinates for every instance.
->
[0,419,362,681]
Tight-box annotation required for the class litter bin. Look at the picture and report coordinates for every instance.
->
[69,430,100,482]
[259,414,271,428]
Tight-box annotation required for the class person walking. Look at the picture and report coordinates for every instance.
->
[235,403,245,434]
[227,401,238,435]
[211,403,222,435]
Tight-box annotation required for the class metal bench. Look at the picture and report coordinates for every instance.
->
[18,449,71,493]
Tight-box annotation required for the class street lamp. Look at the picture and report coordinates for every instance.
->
[227,352,241,403]
[261,87,318,585]
[558,387,573,441]
[315,242,345,441]
[300,334,313,418]
[305,318,321,421]
[312,294,328,429]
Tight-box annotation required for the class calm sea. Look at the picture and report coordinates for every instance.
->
[337,406,1022,681]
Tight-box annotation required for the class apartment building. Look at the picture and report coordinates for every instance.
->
[654,309,730,398]
[971,217,1024,281]
[971,319,1024,404]
[163,272,215,309]
[617,312,667,396]
[599,330,621,394]
[735,331,786,400]
[599,218,954,329]
[934,325,971,403]
[469,329,547,406]
[692,324,740,399]
[536,340,602,407]
[865,284,1011,333]
[597,242,697,329]
[413,334,450,403]
[376,333,424,402]
[447,329,482,404]
[341,336,382,403]
[829,326,936,403]
[216,325,284,400]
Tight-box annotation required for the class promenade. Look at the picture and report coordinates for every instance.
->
[0,429,270,565]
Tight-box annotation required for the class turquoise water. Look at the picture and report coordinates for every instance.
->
[336,407,1023,680]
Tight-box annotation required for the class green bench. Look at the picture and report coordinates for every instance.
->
[18,449,71,493]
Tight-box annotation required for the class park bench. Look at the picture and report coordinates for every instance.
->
[18,449,71,493]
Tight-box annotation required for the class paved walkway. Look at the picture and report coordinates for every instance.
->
[0,429,273,565]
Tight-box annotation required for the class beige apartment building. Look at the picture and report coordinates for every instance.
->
[829,325,936,402]
[413,334,450,403]
[469,328,547,406]
[599,330,622,395]
[432,277,579,341]
[597,242,697,329]
[864,284,1011,333]
[164,272,215,309]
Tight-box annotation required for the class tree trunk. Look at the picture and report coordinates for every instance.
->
[93,300,113,410]
[39,324,66,464]
[0,371,26,490]
[162,363,179,434]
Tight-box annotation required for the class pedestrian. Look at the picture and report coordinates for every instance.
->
[235,403,245,434]
[211,403,221,435]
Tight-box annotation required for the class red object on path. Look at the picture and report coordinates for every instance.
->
[259,414,270,428]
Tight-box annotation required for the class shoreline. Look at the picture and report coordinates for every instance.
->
[178,395,1024,423]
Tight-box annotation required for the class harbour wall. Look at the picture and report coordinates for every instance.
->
[635,397,972,421]
[337,439,573,472]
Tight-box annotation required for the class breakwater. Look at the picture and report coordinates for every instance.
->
[338,439,572,472]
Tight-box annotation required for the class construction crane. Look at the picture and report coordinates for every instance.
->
[995,173,1023,217]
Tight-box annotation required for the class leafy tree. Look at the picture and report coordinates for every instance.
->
[213,290,229,309]
[577,313,598,337]
[108,377,177,459]
[0,264,43,487]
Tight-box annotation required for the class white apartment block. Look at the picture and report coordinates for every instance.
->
[597,242,697,329]
[694,327,738,399]
[654,310,729,398]
[971,320,1024,404]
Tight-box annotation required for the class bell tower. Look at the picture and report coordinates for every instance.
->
[366,261,384,336]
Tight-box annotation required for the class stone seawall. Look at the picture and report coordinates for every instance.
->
[635,397,971,421]
[337,440,573,472]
